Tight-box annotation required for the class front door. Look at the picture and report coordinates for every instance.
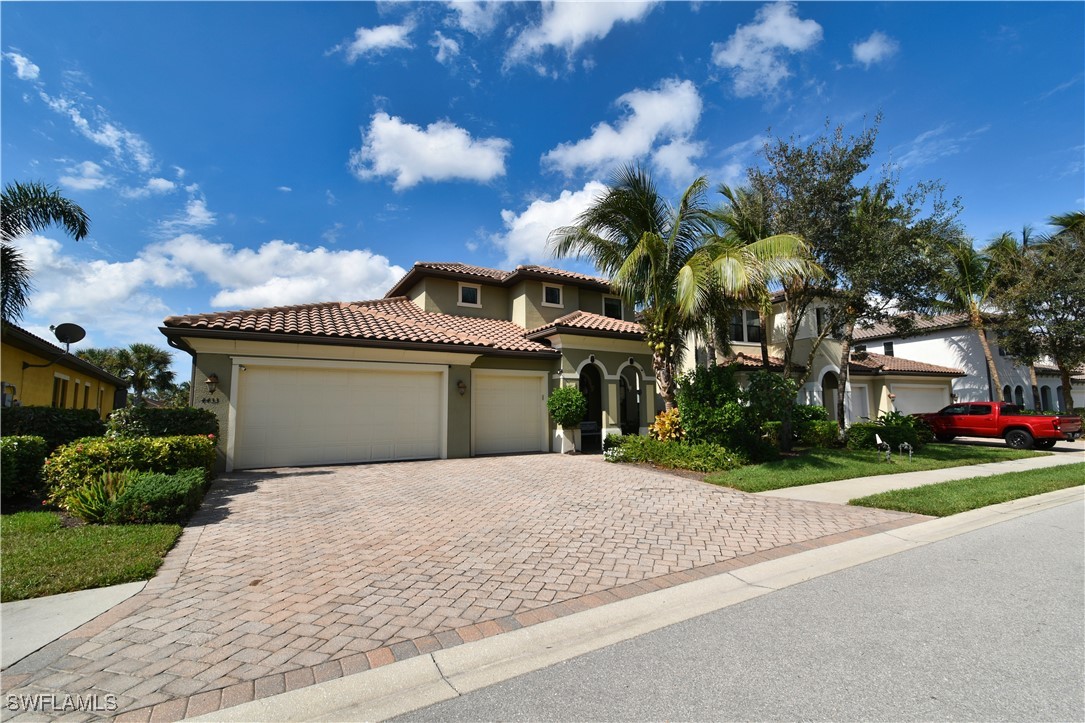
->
[579,365,603,453]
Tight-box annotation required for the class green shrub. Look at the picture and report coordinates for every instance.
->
[648,408,683,441]
[44,435,216,507]
[798,419,841,448]
[65,470,134,524]
[792,404,829,425]
[547,386,587,427]
[744,371,798,429]
[1,407,105,452]
[107,407,218,439]
[105,469,207,525]
[761,420,783,448]
[845,422,918,450]
[0,436,48,501]
[675,365,741,444]
[605,435,747,473]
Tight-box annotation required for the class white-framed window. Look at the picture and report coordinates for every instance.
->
[458,282,482,308]
[603,296,623,320]
[729,310,761,343]
[52,373,70,408]
[83,383,92,410]
[542,283,563,308]
[883,341,894,357]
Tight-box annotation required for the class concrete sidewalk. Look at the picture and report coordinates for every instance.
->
[760,444,1084,504]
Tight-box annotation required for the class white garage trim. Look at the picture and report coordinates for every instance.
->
[889,383,951,416]
[226,357,447,471]
[470,369,548,456]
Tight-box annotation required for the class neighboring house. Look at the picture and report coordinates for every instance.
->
[853,312,1085,412]
[683,300,965,423]
[0,322,126,417]
[161,263,656,471]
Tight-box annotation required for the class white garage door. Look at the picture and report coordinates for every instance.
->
[891,384,950,415]
[234,364,444,469]
[472,372,547,455]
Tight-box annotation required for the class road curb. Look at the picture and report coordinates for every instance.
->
[191,486,1084,722]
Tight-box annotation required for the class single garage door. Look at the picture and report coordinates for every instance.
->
[472,372,547,455]
[891,384,951,415]
[234,364,444,469]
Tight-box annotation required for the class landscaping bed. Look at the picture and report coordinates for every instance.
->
[848,462,1084,516]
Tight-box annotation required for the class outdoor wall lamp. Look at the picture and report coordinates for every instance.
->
[457,380,467,396]
[205,373,219,394]
[589,354,595,363]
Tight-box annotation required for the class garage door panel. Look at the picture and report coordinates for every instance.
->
[473,373,546,455]
[891,384,950,415]
[235,366,443,469]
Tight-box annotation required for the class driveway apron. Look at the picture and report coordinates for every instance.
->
[1,455,923,721]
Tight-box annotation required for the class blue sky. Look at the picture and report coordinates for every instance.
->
[2,1,1082,375]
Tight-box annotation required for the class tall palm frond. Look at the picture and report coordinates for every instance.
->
[1,244,34,322]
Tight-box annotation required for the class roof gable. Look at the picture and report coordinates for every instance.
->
[384,261,613,298]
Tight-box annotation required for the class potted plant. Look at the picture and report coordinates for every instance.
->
[547,386,587,454]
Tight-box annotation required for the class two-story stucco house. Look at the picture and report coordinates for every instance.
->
[161,263,657,471]
[683,298,965,423]
[853,312,1085,412]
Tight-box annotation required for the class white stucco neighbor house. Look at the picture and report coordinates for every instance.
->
[853,312,1085,413]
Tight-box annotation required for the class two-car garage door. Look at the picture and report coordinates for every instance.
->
[233,363,444,469]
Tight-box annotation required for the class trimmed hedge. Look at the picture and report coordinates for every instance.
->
[44,435,216,507]
[105,469,208,525]
[845,422,918,450]
[605,434,747,473]
[106,407,218,439]
[0,436,48,501]
[1,406,105,452]
[798,419,841,448]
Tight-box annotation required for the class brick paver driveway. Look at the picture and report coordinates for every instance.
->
[2,455,923,721]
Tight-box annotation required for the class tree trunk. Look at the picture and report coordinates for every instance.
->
[704,327,716,370]
[758,307,771,369]
[836,320,855,431]
[1028,364,1041,410]
[655,349,675,411]
[972,308,1002,400]
[1058,364,1075,411]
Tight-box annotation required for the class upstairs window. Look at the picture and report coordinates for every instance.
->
[542,284,563,308]
[458,282,481,308]
[883,341,894,357]
[815,307,828,335]
[603,296,623,320]
[729,310,761,343]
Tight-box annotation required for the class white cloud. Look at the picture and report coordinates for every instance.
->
[4,51,40,80]
[160,198,216,233]
[431,31,461,64]
[542,79,703,180]
[59,161,111,191]
[277,186,293,193]
[333,22,414,63]
[445,1,504,35]
[894,124,990,169]
[506,1,657,68]
[39,91,155,172]
[492,181,607,265]
[852,31,899,68]
[121,177,177,199]
[711,1,823,97]
[142,235,406,309]
[349,112,511,190]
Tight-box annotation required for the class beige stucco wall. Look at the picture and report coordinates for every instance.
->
[411,278,511,320]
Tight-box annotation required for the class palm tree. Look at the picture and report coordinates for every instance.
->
[1,181,90,322]
[938,240,1003,399]
[987,226,1042,408]
[77,343,176,407]
[549,166,713,409]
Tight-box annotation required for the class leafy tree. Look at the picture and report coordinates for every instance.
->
[549,166,714,409]
[1,181,90,322]
[994,214,1085,410]
[987,226,1042,408]
[77,343,176,407]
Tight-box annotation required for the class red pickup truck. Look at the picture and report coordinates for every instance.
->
[917,401,1082,449]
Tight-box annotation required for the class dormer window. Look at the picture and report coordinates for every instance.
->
[603,296,623,320]
[458,282,481,308]
[542,283,563,308]
[883,341,894,357]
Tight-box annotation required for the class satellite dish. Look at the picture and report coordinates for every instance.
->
[51,323,86,350]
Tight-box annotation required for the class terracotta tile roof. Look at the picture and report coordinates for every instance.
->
[722,351,799,371]
[853,313,971,341]
[385,261,613,297]
[526,310,644,340]
[849,351,963,376]
[162,297,557,355]
[512,264,611,286]
[411,262,510,280]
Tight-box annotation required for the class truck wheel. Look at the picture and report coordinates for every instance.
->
[935,434,956,443]
[1034,439,1056,450]
[1005,429,1034,450]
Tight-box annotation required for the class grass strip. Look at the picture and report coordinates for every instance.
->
[1,512,181,602]
[706,444,1045,493]
[848,462,1084,516]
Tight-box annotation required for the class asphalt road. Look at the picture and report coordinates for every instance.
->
[400,498,1085,722]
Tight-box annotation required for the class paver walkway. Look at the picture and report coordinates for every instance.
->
[1,455,924,721]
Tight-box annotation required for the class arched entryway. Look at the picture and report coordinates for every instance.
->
[821,371,839,422]
[1014,385,1025,406]
[618,365,642,435]
[1041,386,1052,411]
[579,364,603,453]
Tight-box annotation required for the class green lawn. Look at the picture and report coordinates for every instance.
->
[1,512,182,602]
[849,462,1084,516]
[706,443,1046,493]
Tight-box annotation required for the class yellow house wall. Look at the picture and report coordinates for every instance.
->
[1,343,119,418]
